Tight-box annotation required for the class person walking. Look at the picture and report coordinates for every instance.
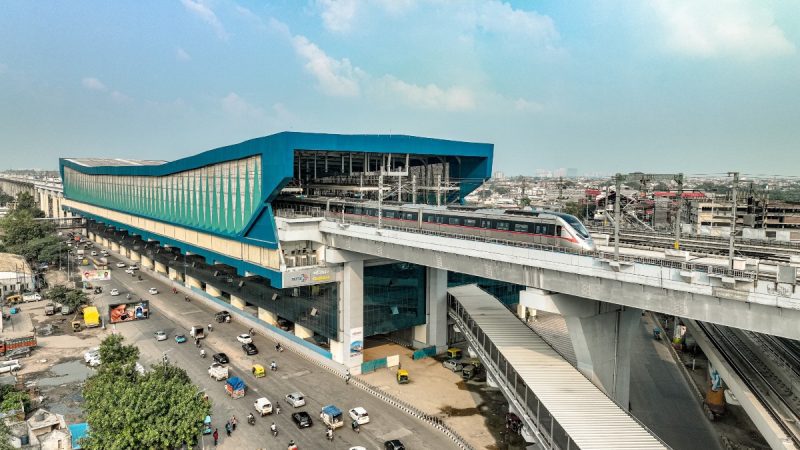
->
[225,421,231,437]
[345,370,351,385]
[212,428,219,446]
[231,415,237,431]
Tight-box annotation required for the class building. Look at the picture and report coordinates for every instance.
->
[59,132,493,369]
[0,253,35,297]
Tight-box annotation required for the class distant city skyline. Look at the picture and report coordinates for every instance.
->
[1,1,798,175]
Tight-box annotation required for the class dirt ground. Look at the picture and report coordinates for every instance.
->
[360,338,527,449]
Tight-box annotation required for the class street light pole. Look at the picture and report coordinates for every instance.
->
[728,172,740,269]
[614,174,622,260]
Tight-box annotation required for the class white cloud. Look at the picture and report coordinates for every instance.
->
[291,35,362,97]
[514,98,543,112]
[377,76,476,111]
[221,92,265,119]
[82,77,108,92]
[318,0,358,33]
[649,0,794,59]
[180,0,228,40]
[472,1,559,42]
[176,47,192,61]
[110,91,131,103]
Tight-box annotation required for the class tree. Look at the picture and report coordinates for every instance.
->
[45,285,71,303]
[0,190,13,207]
[63,290,88,312]
[0,209,54,249]
[0,385,30,413]
[563,201,585,218]
[477,189,492,200]
[519,197,532,208]
[0,419,13,450]
[82,336,209,450]
[494,186,510,195]
[14,192,41,216]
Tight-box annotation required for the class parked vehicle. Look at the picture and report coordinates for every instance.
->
[215,311,231,323]
[148,288,158,295]
[225,377,246,399]
[396,369,409,384]
[320,405,344,429]
[208,362,229,381]
[84,348,99,363]
[0,361,22,374]
[237,334,253,344]
[462,361,483,380]
[254,397,273,416]
[44,303,56,315]
[116,262,126,268]
[285,392,306,408]
[110,289,120,296]
[82,306,100,328]
[0,336,37,357]
[60,304,71,315]
[22,292,42,302]
[443,359,464,372]
[446,348,462,359]
[251,364,266,378]
[384,440,406,450]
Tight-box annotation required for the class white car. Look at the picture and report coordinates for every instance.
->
[110,289,120,296]
[90,251,97,256]
[148,288,158,295]
[84,348,99,363]
[236,334,253,344]
[129,264,139,270]
[154,330,167,341]
[349,407,370,425]
[101,250,108,256]
[285,392,306,407]
[87,355,101,367]
[125,268,135,275]
[116,262,126,268]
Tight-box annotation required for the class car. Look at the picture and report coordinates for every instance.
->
[242,343,258,355]
[129,264,139,270]
[87,356,101,367]
[237,334,253,344]
[443,359,464,372]
[174,334,187,344]
[148,288,158,295]
[291,411,313,429]
[125,268,135,275]
[110,289,120,296]
[349,407,370,425]
[84,348,99,363]
[285,392,306,408]
[384,440,405,450]
[116,262,126,268]
[101,250,108,256]
[90,251,97,256]
[215,311,231,323]
[213,353,229,364]
[154,330,167,341]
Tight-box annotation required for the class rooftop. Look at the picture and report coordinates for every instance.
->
[0,253,31,274]
[63,158,167,167]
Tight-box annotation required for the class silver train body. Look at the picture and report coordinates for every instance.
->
[279,196,596,252]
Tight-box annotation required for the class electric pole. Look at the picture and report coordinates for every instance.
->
[614,174,622,260]
[728,172,739,269]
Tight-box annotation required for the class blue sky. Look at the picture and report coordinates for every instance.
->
[1,1,798,175]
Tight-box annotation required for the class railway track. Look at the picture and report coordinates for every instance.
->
[698,322,800,447]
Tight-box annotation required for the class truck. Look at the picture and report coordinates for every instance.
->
[208,363,229,381]
[225,377,246,399]
[320,404,344,429]
[0,336,37,357]
[190,326,205,339]
[44,303,56,315]
[22,292,42,302]
[83,306,100,328]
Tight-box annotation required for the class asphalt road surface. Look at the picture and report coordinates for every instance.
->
[88,250,457,450]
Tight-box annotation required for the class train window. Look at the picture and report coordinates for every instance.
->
[405,213,416,221]
[344,205,354,214]
[514,224,528,232]
[367,209,377,217]
[496,222,509,231]
[481,220,491,228]
[464,219,477,227]
[424,214,435,223]
[385,211,396,219]
[353,207,362,215]
[556,225,562,237]
[448,217,461,225]
[545,224,555,235]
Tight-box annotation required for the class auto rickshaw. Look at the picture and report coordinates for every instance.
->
[396,369,409,384]
[446,348,462,360]
[71,321,82,332]
[252,364,266,378]
[202,415,212,435]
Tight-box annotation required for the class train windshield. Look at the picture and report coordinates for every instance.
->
[563,215,590,239]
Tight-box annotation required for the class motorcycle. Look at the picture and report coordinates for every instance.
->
[270,361,277,372]
[270,423,277,437]
[207,323,213,332]
[247,414,255,426]
[325,428,334,441]
[200,349,206,358]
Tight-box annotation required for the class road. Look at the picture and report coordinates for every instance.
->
[88,248,457,450]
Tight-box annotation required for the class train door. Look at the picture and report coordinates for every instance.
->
[555,225,563,247]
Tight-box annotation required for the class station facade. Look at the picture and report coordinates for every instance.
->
[59,132,493,369]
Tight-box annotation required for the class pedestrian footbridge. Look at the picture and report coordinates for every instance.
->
[447,284,668,450]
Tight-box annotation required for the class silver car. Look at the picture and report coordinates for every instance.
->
[442,359,464,372]
[285,392,306,407]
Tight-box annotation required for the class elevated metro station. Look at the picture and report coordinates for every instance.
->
[59,132,494,369]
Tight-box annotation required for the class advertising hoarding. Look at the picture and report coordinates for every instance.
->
[108,301,150,324]
[81,270,111,282]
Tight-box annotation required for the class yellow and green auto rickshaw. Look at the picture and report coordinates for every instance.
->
[446,348,462,360]
[251,364,266,378]
[396,369,409,384]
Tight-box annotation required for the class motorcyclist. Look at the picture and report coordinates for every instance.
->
[247,413,255,425]
[200,349,206,358]
[351,419,360,433]
[270,360,277,371]
[326,427,333,440]
[126,293,131,300]
[207,323,213,332]
[287,440,297,450]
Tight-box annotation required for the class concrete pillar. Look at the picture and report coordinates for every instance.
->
[141,255,154,270]
[110,241,119,252]
[168,267,179,281]
[185,274,202,290]
[95,234,102,244]
[88,232,95,241]
[130,250,140,262]
[155,261,167,274]
[258,307,278,326]
[102,237,109,247]
[413,267,447,351]
[205,283,222,298]
[230,295,246,310]
[520,288,640,409]
[119,246,128,258]
[294,323,313,339]
[331,260,364,370]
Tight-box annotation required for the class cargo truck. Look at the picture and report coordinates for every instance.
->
[83,306,100,328]
[0,335,37,356]
[320,405,344,429]
[208,363,229,381]
[190,326,205,339]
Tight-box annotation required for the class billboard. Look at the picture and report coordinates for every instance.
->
[109,301,150,324]
[82,270,111,282]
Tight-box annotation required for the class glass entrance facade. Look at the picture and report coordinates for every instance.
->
[364,262,426,337]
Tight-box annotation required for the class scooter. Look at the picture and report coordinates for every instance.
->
[270,423,277,437]
[247,414,255,426]
[200,349,206,358]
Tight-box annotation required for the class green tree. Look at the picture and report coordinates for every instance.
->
[494,186,510,195]
[63,290,88,312]
[0,209,54,249]
[45,285,71,303]
[0,419,13,450]
[14,192,41,216]
[563,201,585,218]
[0,385,30,413]
[0,190,13,207]
[519,197,532,207]
[97,334,139,368]
[82,336,209,450]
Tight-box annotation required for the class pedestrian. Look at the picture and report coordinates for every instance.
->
[225,421,231,437]
[345,370,351,385]
[212,428,219,446]
[231,415,237,431]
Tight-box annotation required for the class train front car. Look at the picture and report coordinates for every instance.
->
[552,212,595,251]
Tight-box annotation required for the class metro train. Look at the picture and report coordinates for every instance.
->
[277,196,596,252]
